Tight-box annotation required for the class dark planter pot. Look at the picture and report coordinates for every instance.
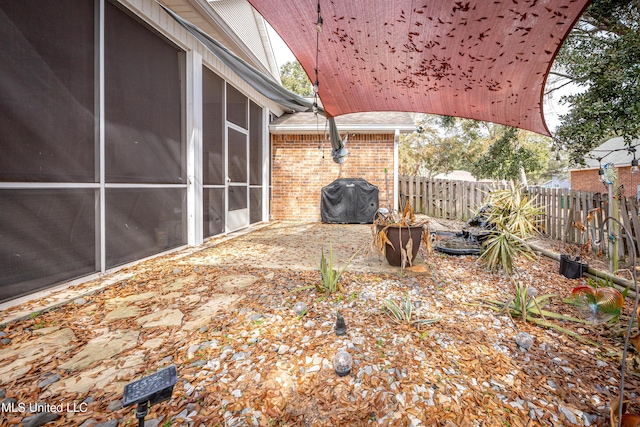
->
[377,224,423,267]
[559,255,588,279]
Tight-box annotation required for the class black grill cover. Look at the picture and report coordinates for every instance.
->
[321,178,379,224]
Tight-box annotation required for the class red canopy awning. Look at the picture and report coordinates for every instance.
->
[249,0,590,136]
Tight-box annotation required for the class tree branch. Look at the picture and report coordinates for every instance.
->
[544,80,576,96]
[548,71,576,81]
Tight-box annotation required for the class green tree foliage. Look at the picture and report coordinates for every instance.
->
[398,115,491,177]
[399,115,557,184]
[471,127,550,182]
[552,0,640,161]
[279,61,313,97]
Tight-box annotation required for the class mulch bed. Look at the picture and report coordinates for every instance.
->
[1,231,640,426]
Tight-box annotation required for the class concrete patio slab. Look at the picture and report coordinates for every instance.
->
[0,221,429,326]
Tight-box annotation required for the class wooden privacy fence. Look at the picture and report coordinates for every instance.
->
[398,175,640,261]
[398,176,507,221]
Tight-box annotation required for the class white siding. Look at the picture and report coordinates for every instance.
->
[208,0,278,77]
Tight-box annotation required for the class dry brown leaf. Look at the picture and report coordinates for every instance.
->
[611,394,630,427]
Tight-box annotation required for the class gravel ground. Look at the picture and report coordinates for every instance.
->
[0,221,639,427]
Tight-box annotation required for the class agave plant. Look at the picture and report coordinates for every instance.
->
[485,281,596,345]
[383,295,442,327]
[478,182,544,274]
[571,285,624,325]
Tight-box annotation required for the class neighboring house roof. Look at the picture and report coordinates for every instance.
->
[431,170,495,182]
[269,111,415,134]
[160,0,279,80]
[433,170,477,182]
[574,136,640,171]
[541,178,571,189]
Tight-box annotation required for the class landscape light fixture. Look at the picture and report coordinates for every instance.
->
[629,147,639,174]
[123,365,177,427]
[333,350,352,376]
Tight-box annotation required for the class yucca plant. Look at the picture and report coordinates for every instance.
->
[383,296,442,327]
[500,282,555,321]
[478,182,544,274]
[480,228,536,274]
[318,243,359,294]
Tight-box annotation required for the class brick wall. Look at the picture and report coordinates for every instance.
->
[571,169,602,192]
[572,166,640,197]
[271,133,395,220]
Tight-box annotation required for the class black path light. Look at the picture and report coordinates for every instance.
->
[123,365,178,427]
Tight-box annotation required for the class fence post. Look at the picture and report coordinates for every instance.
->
[408,175,414,211]
[438,180,444,218]
[630,198,640,258]
[420,178,425,215]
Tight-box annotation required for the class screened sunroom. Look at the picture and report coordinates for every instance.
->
[0,0,300,302]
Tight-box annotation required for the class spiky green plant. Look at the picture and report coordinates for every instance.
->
[318,243,359,294]
[383,296,442,327]
[480,228,535,274]
[485,281,597,345]
[507,282,553,321]
[478,182,544,274]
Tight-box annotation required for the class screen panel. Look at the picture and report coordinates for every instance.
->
[0,189,96,302]
[228,128,247,183]
[105,188,186,268]
[249,101,263,186]
[203,188,225,238]
[0,1,95,183]
[104,1,184,184]
[250,187,262,224]
[203,67,225,185]
[228,186,247,211]
[226,84,247,129]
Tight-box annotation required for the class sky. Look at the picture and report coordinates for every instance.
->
[266,23,296,71]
